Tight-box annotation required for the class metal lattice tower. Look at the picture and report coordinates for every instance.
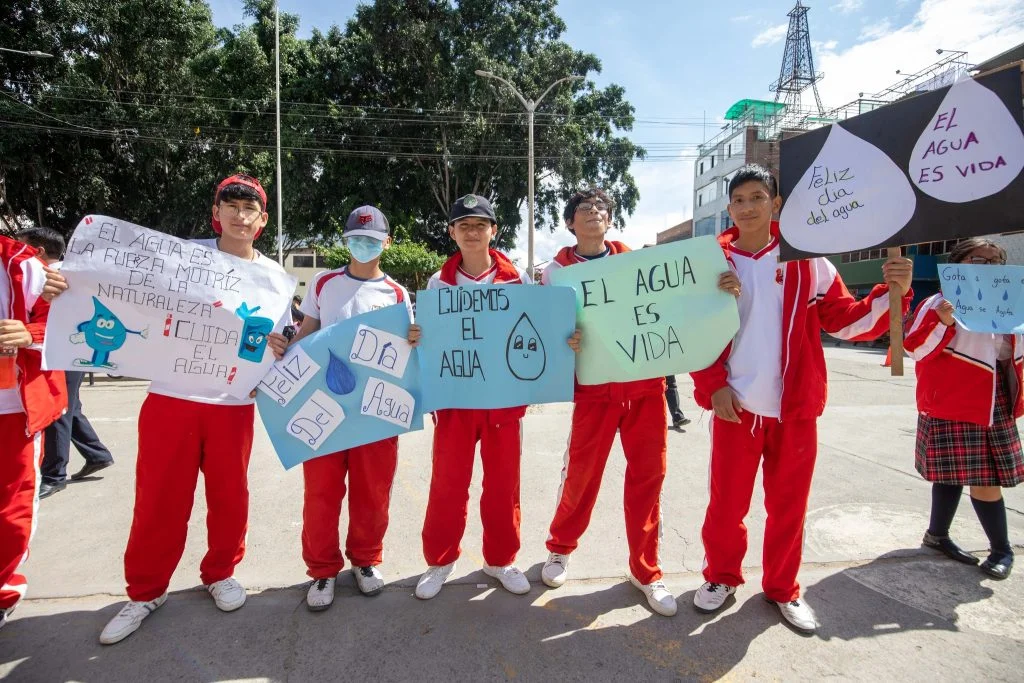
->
[770,0,825,116]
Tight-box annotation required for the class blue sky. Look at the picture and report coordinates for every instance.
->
[207,0,1024,262]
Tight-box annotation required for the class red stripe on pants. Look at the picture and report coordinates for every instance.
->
[422,409,522,567]
[301,437,399,578]
[124,394,254,601]
[546,395,667,584]
[702,412,817,602]
[0,413,41,609]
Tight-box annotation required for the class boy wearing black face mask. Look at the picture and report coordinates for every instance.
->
[291,205,414,612]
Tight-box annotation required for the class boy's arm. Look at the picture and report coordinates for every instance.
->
[689,343,732,410]
[23,256,50,349]
[904,295,955,362]
[815,259,912,341]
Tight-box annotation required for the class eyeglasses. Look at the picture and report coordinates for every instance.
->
[966,256,1006,265]
[576,201,609,213]
[218,203,263,221]
[729,195,771,208]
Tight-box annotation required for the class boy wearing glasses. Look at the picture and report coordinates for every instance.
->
[539,188,677,617]
[290,206,412,611]
[689,164,913,632]
[81,174,291,643]
[411,194,533,600]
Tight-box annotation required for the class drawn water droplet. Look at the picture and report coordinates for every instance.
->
[993,319,999,329]
[956,285,962,296]
[325,350,357,395]
[909,75,1024,202]
[978,290,984,301]
[505,313,547,381]
[1003,290,1009,301]
[780,124,916,254]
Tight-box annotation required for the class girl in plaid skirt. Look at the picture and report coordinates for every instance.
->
[905,238,1023,580]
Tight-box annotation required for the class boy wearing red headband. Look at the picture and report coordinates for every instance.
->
[87,174,289,643]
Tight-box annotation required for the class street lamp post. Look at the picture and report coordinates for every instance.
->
[274,1,283,266]
[0,48,53,58]
[474,70,582,281]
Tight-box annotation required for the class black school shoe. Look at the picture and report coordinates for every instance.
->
[922,532,980,565]
[980,552,1013,580]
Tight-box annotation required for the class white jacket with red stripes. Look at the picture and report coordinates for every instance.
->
[692,223,911,421]
[904,293,1024,426]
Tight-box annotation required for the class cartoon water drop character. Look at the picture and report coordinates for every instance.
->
[325,350,357,395]
[69,297,148,369]
[505,312,547,381]
[235,302,274,362]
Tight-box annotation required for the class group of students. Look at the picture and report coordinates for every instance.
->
[0,163,1018,645]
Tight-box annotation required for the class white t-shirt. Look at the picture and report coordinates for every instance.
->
[540,246,610,285]
[302,267,413,328]
[426,262,531,289]
[726,238,785,418]
[148,239,287,406]
[0,250,47,415]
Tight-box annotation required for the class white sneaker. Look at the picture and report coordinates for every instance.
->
[541,553,570,588]
[629,575,677,617]
[415,562,456,600]
[306,577,336,611]
[206,577,246,612]
[483,564,531,595]
[774,598,817,633]
[693,582,737,613]
[352,565,385,596]
[99,594,167,644]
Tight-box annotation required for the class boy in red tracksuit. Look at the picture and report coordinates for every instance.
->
[689,164,913,632]
[412,194,532,600]
[48,174,291,644]
[540,187,677,617]
[0,235,67,631]
[293,206,413,611]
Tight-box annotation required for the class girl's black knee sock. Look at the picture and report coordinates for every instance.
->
[927,483,963,537]
[971,497,1013,561]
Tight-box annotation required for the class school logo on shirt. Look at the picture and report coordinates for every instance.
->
[775,267,784,285]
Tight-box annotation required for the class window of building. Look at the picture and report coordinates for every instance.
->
[726,143,732,159]
[710,155,716,169]
[720,210,730,231]
[699,160,705,175]
[292,254,314,268]
[694,216,716,237]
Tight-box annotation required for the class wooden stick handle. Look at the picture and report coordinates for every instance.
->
[887,246,905,376]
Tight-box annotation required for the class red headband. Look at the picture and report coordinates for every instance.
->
[211,174,268,237]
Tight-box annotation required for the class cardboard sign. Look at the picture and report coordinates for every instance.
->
[256,303,423,469]
[415,285,576,411]
[43,216,295,398]
[548,237,739,385]
[938,263,1024,333]
[779,68,1024,260]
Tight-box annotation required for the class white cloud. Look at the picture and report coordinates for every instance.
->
[858,18,893,41]
[813,39,839,51]
[814,0,1024,109]
[731,14,753,23]
[831,0,864,14]
[752,23,790,48]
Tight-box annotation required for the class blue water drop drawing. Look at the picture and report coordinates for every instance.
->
[992,320,999,329]
[325,350,357,395]
[978,290,984,301]
[1003,290,1009,301]
[955,285,962,296]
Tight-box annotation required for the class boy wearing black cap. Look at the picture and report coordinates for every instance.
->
[290,206,413,611]
[411,194,532,600]
[82,174,291,643]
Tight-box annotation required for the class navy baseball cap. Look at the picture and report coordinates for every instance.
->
[344,206,390,241]
[448,194,497,224]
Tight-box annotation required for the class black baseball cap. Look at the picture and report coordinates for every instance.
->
[448,194,496,224]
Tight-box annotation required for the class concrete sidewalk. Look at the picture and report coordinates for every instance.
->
[1,347,1021,682]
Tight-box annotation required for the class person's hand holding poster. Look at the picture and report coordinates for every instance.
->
[549,236,739,385]
[256,303,424,469]
[43,215,295,397]
[938,263,1024,334]
[415,285,576,411]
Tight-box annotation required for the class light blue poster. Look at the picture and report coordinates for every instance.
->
[939,263,1024,333]
[415,285,577,411]
[256,304,423,469]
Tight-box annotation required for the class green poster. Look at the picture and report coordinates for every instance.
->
[549,236,739,385]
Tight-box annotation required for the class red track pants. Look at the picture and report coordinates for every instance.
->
[422,408,523,567]
[0,413,42,610]
[301,437,399,578]
[546,395,668,584]
[124,394,254,601]
[702,412,817,602]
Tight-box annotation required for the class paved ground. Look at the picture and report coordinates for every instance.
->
[1,346,1022,682]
